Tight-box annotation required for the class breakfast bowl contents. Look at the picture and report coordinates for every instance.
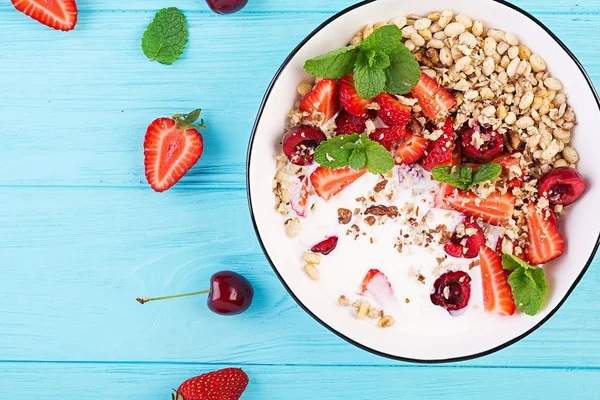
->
[248,0,600,362]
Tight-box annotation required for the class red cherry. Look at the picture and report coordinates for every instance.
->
[136,271,254,316]
[461,124,504,163]
[538,167,586,206]
[205,0,248,14]
[282,125,327,166]
[430,271,471,312]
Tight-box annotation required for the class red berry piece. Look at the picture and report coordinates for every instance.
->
[538,167,586,206]
[394,133,430,165]
[479,246,516,316]
[290,176,310,218]
[11,0,78,31]
[311,236,339,255]
[176,368,249,400]
[525,204,564,265]
[299,79,340,123]
[444,218,485,259]
[410,71,457,120]
[339,74,373,118]
[136,271,254,316]
[204,0,248,14]
[422,118,455,172]
[375,93,411,127]
[282,125,327,166]
[461,124,504,163]
[430,271,471,312]
[369,125,407,151]
[335,111,368,135]
[310,166,367,201]
[359,269,393,297]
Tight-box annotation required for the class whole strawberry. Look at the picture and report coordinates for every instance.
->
[144,109,207,192]
[173,368,249,400]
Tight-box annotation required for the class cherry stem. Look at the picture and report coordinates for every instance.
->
[136,290,210,305]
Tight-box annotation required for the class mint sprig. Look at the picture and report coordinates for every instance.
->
[314,134,394,175]
[502,254,548,316]
[142,7,189,65]
[303,25,420,99]
[432,163,502,191]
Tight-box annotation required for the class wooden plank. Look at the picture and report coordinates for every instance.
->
[0,0,598,13]
[0,12,599,188]
[0,187,599,366]
[0,362,599,399]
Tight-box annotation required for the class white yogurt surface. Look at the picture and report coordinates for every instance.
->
[282,165,502,335]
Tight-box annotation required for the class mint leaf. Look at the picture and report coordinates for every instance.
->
[431,166,469,190]
[507,266,548,316]
[304,44,358,79]
[354,51,386,99]
[314,134,359,169]
[502,254,535,271]
[472,162,502,186]
[348,148,367,170]
[364,137,394,174]
[360,25,404,54]
[385,47,421,95]
[459,165,473,185]
[142,7,188,65]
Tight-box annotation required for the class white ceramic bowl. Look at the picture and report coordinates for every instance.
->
[247,0,600,362]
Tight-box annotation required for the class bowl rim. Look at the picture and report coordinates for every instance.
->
[246,0,600,363]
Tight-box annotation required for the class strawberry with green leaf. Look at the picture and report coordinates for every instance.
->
[173,368,249,400]
[144,109,207,192]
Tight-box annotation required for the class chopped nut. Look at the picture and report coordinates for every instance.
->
[364,216,376,226]
[374,180,388,193]
[304,264,319,280]
[365,205,399,218]
[302,252,321,265]
[378,315,396,328]
[338,295,350,307]
[338,208,352,225]
[296,82,313,97]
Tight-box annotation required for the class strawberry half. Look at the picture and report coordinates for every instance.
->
[441,189,516,226]
[369,125,407,151]
[479,246,516,316]
[410,72,457,120]
[525,203,565,265]
[375,93,411,127]
[394,134,429,165]
[492,153,524,188]
[144,110,206,193]
[444,217,485,259]
[299,79,340,123]
[175,368,249,400]
[433,183,455,210]
[12,0,77,31]
[339,74,373,118]
[422,118,455,172]
[310,166,367,201]
[334,110,368,136]
[359,269,394,306]
[290,176,310,218]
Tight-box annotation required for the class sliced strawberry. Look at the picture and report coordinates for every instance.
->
[12,0,77,31]
[495,235,505,255]
[444,217,485,259]
[359,269,393,296]
[369,125,407,151]
[299,79,340,123]
[422,118,455,172]
[339,74,373,118]
[311,236,339,255]
[394,134,429,165]
[443,190,516,226]
[525,204,565,265]
[452,141,462,167]
[410,72,457,120]
[375,93,411,127]
[479,246,516,316]
[334,111,368,135]
[433,183,455,210]
[144,111,206,193]
[492,153,524,188]
[310,166,367,201]
[291,176,310,218]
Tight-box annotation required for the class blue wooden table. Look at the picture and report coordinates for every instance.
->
[1,0,599,398]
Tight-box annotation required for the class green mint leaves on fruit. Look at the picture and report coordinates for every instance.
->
[432,163,502,191]
[314,134,394,175]
[502,254,548,316]
[142,7,188,65]
[303,25,420,99]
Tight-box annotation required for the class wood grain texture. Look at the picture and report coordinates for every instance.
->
[0,12,599,188]
[0,188,598,367]
[0,362,599,399]
[1,0,600,397]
